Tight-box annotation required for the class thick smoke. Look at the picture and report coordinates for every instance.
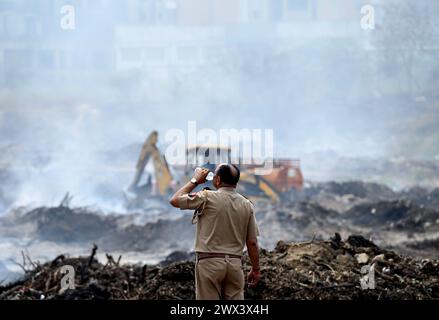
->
[0,0,438,210]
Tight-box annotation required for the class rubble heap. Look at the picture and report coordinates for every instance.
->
[245,234,438,299]
[3,205,194,253]
[346,200,439,232]
[1,234,437,300]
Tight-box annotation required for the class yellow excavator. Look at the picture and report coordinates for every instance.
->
[125,131,303,207]
[126,131,173,205]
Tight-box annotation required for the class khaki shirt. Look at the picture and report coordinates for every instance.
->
[178,187,259,256]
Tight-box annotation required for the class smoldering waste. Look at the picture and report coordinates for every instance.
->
[0,234,437,300]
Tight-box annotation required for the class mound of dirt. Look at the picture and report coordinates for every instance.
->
[255,201,344,247]
[310,181,396,200]
[346,200,439,232]
[159,251,195,267]
[399,186,439,209]
[428,188,439,208]
[246,234,438,299]
[16,206,119,242]
[103,215,193,252]
[2,205,195,253]
[1,235,437,300]
[300,181,397,213]
[0,167,16,210]
[406,238,439,252]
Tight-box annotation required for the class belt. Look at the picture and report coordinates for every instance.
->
[196,252,242,261]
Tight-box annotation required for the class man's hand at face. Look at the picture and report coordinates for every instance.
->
[193,168,209,184]
[169,168,209,208]
[247,268,261,289]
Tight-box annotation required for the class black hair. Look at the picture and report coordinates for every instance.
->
[217,164,240,186]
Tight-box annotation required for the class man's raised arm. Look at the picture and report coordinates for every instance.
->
[169,168,209,208]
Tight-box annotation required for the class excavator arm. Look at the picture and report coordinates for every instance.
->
[129,131,173,196]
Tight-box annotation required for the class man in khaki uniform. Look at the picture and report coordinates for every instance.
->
[169,164,261,300]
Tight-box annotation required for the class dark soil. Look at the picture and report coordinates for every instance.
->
[1,234,437,300]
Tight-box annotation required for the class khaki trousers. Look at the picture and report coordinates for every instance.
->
[195,256,245,300]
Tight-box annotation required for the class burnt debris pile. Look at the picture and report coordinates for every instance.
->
[1,205,194,253]
[245,234,439,300]
[1,235,437,300]
[0,244,195,300]
[1,180,438,261]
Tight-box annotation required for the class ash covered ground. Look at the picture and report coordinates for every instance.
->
[0,172,439,299]
[1,235,438,300]
[1,149,439,299]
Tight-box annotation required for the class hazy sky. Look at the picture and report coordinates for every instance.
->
[0,0,438,208]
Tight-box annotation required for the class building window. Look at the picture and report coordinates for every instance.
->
[204,46,223,61]
[270,0,283,22]
[71,52,87,70]
[120,48,142,62]
[58,51,68,69]
[38,50,55,69]
[92,51,111,70]
[145,47,165,61]
[25,16,38,36]
[0,15,5,34]
[177,46,198,61]
[248,0,264,21]
[164,1,178,10]
[287,0,308,11]
[159,0,178,25]
[0,0,14,11]
[5,14,25,36]
[4,49,34,70]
